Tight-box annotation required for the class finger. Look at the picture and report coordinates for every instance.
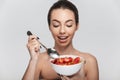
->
[27,40,40,48]
[27,35,40,48]
[62,75,70,80]
[57,74,64,80]
[57,74,70,80]
[34,45,40,52]
[27,40,40,53]
[27,44,38,53]
[57,73,62,79]
[28,35,38,42]
[29,46,40,58]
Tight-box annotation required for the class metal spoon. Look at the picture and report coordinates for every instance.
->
[27,31,59,58]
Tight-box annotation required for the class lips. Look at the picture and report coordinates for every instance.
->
[58,36,68,43]
[58,36,68,40]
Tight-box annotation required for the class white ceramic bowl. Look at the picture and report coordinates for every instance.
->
[50,55,84,76]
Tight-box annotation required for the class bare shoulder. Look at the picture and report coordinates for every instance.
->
[77,51,99,71]
[78,51,98,64]
[79,51,99,79]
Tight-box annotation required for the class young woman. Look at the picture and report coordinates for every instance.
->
[22,0,99,80]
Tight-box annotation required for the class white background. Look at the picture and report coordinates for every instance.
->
[0,0,120,80]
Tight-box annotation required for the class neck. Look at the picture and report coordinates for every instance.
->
[54,43,76,55]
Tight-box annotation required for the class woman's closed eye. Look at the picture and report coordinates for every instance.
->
[52,21,60,28]
[66,20,73,27]
[66,24,72,27]
[53,24,60,27]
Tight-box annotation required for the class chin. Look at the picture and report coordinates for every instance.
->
[58,42,70,47]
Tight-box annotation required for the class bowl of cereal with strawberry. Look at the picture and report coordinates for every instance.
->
[50,55,85,76]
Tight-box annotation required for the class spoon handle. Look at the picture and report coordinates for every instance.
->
[39,42,48,50]
[27,31,48,50]
[27,31,39,39]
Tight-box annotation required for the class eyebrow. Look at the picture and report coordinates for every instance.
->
[52,19,60,23]
[65,19,73,23]
[52,19,73,23]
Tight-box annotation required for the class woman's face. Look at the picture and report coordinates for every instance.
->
[49,8,79,47]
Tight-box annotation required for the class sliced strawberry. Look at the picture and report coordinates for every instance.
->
[73,57,80,64]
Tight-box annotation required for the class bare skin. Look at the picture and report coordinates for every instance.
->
[22,9,99,80]
[37,51,98,80]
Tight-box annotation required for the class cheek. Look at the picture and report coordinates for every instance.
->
[66,28,76,35]
[50,28,58,36]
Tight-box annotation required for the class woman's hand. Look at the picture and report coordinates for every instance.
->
[27,35,40,60]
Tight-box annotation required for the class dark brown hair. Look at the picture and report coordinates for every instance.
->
[47,0,79,26]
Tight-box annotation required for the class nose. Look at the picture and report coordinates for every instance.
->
[59,26,65,34]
